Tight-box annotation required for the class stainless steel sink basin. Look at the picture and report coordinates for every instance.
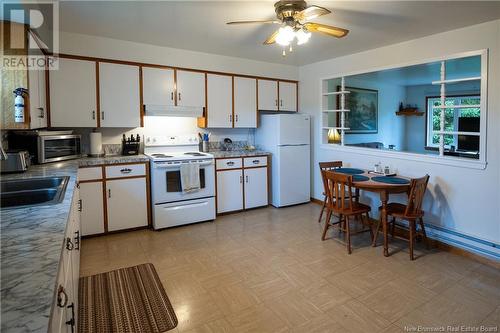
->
[0,176,69,208]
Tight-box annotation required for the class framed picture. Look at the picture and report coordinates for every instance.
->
[337,86,378,134]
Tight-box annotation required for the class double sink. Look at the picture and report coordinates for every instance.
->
[1,176,70,208]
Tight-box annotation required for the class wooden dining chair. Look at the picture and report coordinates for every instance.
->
[321,171,373,254]
[373,175,430,260]
[318,161,343,223]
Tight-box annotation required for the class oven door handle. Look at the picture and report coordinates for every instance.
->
[161,201,209,210]
[153,161,213,169]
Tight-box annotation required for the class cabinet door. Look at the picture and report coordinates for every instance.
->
[38,66,47,128]
[99,63,140,127]
[216,169,243,213]
[244,167,268,209]
[257,79,278,111]
[106,177,148,232]
[49,58,97,127]
[79,182,105,236]
[278,81,297,112]
[29,67,42,128]
[176,70,205,108]
[234,77,257,128]
[207,74,232,128]
[142,67,175,106]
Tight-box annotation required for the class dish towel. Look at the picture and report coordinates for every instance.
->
[180,162,201,193]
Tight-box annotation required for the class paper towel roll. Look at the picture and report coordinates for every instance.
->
[89,132,103,156]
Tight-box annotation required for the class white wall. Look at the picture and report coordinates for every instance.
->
[299,20,500,254]
[59,31,298,145]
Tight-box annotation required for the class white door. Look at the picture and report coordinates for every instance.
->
[244,167,268,209]
[106,177,148,231]
[275,145,310,207]
[38,65,47,128]
[258,79,278,111]
[29,67,42,128]
[234,77,257,128]
[216,169,243,213]
[207,74,232,128]
[278,81,297,112]
[99,62,140,127]
[176,70,205,108]
[79,182,105,236]
[49,58,97,127]
[142,67,175,106]
[278,114,310,145]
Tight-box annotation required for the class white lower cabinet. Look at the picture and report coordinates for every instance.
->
[216,169,244,213]
[216,157,269,214]
[49,185,81,333]
[244,167,268,209]
[79,181,105,236]
[106,177,148,231]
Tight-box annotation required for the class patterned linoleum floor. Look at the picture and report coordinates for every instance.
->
[80,203,500,332]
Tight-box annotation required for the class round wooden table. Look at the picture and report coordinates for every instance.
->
[351,171,411,257]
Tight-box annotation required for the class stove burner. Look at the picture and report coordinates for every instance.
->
[184,152,205,156]
[151,153,173,158]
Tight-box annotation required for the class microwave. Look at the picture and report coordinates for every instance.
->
[9,132,82,164]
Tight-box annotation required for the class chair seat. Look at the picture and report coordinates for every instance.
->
[331,202,371,215]
[379,203,424,219]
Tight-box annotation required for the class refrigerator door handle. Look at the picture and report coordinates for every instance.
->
[278,144,309,147]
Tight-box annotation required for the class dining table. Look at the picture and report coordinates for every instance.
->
[334,168,412,257]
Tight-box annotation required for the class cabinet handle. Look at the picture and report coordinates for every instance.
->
[171,92,174,101]
[37,107,44,118]
[226,161,234,166]
[240,176,243,184]
[66,302,75,333]
[66,237,74,251]
[101,111,105,120]
[280,99,283,107]
[178,92,181,101]
[246,175,248,183]
[275,99,278,107]
[120,168,132,174]
[235,115,238,122]
[252,160,260,164]
[229,114,232,123]
[108,189,111,198]
[77,199,82,212]
[57,285,68,308]
[74,231,80,250]
[92,110,95,120]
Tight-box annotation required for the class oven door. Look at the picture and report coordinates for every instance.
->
[151,159,215,204]
[38,135,82,163]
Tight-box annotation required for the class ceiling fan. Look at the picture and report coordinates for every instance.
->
[227,0,349,55]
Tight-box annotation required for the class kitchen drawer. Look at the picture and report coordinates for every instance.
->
[105,163,146,178]
[216,158,242,170]
[243,156,268,168]
[78,167,102,181]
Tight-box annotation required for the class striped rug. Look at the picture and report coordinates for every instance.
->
[79,263,178,333]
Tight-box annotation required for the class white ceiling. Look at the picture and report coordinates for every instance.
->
[57,1,500,66]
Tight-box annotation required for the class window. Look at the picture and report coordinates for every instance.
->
[426,95,480,150]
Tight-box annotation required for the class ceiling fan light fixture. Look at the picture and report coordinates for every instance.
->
[296,28,311,45]
[276,25,295,46]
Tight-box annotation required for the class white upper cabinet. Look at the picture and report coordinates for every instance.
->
[234,77,257,128]
[176,70,205,108]
[50,58,97,127]
[207,74,232,128]
[29,67,47,128]
[278,81,297,112]
[258,79,278,111]
[142,67,175,106]
[99,62,140,127]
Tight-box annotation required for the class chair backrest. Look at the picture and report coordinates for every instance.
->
[319,161,343,192]
[404,175,430,217]
[324,171,355,213]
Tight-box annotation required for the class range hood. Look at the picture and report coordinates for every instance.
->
[144,104,204,117]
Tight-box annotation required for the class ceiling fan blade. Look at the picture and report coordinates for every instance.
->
[227,20,280,25]
[294,5,331,22]
[304,22,349,38]
[263,29,280,45]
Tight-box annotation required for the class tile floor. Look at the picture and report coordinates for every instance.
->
[80,203,500,333]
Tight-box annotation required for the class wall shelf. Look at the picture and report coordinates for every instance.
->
[396,110,424,116]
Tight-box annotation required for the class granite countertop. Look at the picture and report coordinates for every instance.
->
[0,154,150,333]
[209,150,271,158]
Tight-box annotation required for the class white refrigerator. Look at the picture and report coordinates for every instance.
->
[255,114,310,207]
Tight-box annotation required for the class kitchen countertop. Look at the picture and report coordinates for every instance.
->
[0,155,149,333]
[209,150,271,158]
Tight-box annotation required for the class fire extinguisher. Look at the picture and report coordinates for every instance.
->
[13,88,29,123]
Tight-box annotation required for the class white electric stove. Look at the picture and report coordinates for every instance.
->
[145,135,215,230]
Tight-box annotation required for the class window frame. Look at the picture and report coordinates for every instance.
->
[425,94,481,150]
